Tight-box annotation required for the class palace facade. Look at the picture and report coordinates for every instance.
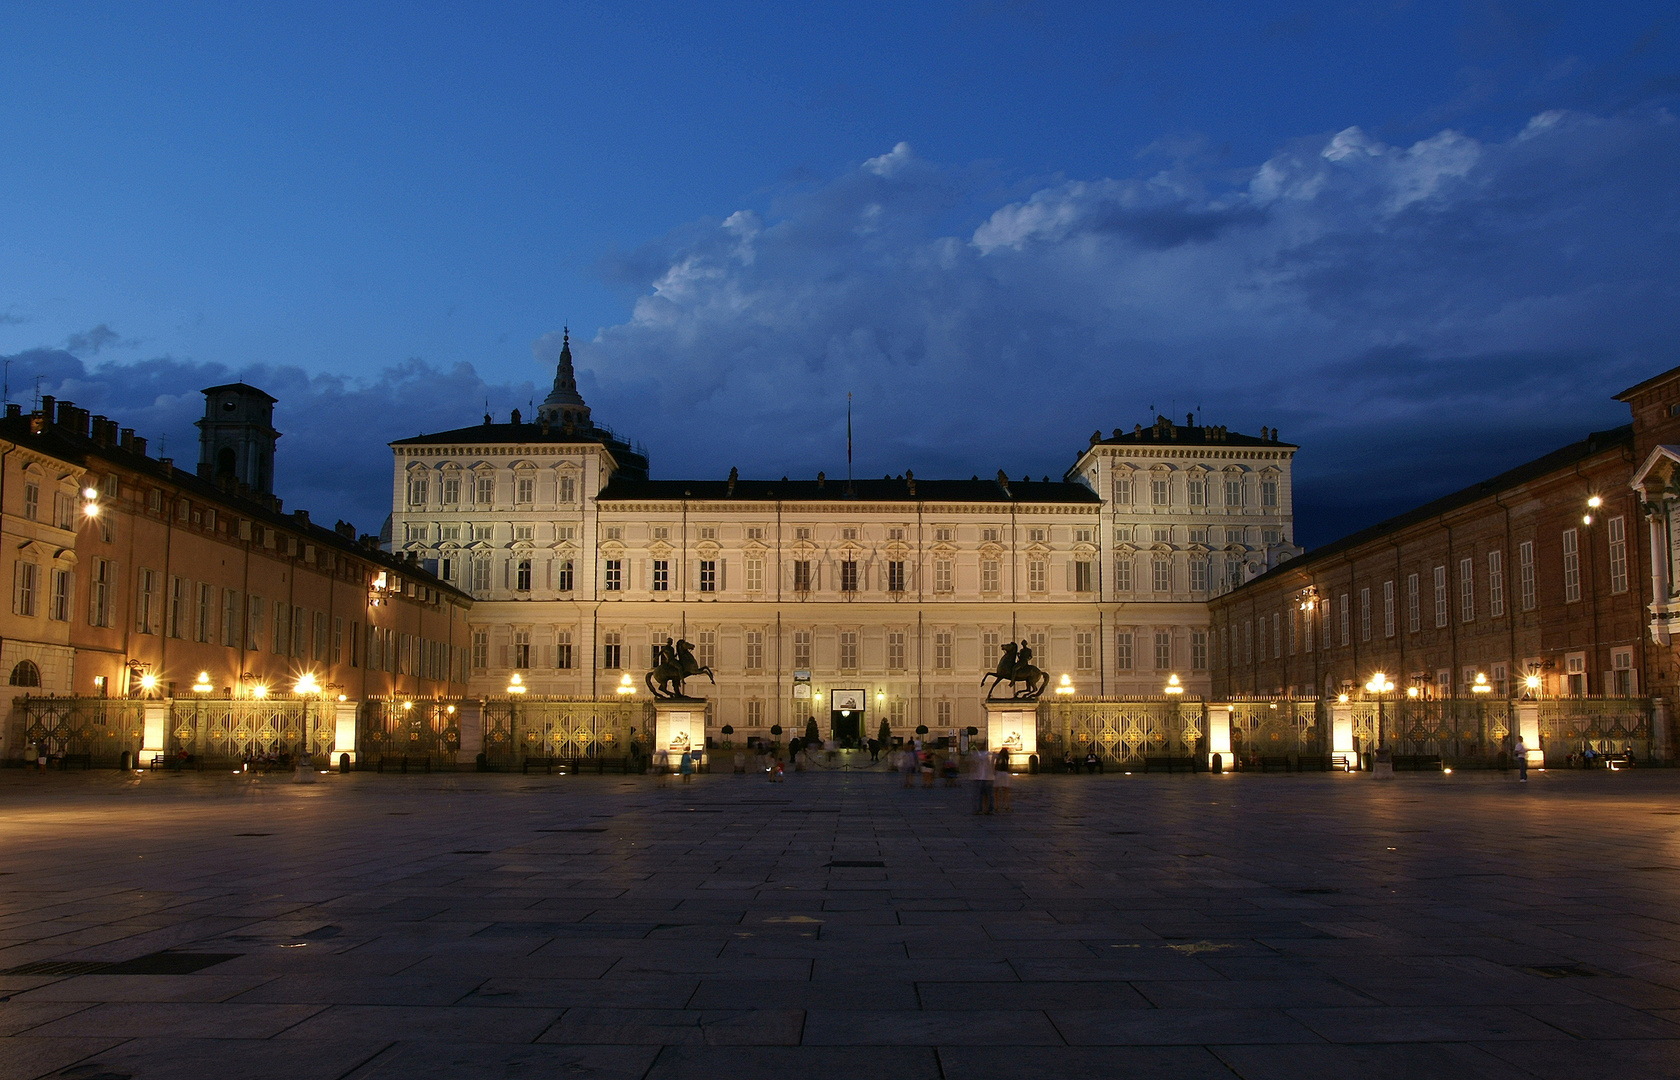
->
[1,385,469,761]
[389,335,1301,740]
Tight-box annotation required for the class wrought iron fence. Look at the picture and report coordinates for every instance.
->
[1537,698,1651,764]
[176,698,335,762]
[1045,699,1207,765]
[1230,699,1323,760]
[480,697,652,768]
[15,697,146,766]
[359,699,460,764]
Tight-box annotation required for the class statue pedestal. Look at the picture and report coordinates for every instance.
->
[985,700,1038,771]
[654,701,704,770]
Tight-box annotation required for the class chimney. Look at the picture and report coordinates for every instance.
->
[293,509,310,525]
[816,471,825,489]
[158,457,173,472]
[132,436,147,456]
[5,403,19,419]
[90,416,110,446]
[905,469,915,497]
[39,395,54,421]
[727,466,738,497]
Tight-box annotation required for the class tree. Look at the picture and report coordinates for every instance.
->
[804,716,820,744]
[877,717,891,746]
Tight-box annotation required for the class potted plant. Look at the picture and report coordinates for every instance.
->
[720,723,734,749]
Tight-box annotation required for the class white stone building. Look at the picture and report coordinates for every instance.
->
[389,337,1299,742]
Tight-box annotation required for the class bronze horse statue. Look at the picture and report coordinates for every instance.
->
[647,637,716,699]
[981,640,1049,700]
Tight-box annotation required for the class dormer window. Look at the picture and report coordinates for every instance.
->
[934,526,954,542]
[841,527,858,541]
[1074,528,1093,543]
[698,525,716,540]
[652,526,669,541]
[794,527,811,540]
[982,528,1000,542]
[604,526,623,541]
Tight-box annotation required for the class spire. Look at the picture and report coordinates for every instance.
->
[537,326,591,427]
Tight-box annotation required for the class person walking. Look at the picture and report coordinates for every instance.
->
[993,749,1012,812]
[653,746,670,787]
[679,749,694,784]
[921,750,936,788]
[1515,735,1529,782]
[971,745,995,814]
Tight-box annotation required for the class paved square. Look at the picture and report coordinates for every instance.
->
[4,765,1680,1078]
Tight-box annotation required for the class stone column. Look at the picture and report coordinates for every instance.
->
[1206,704,1232,769]
[1650,518,1670,646]
[1516,702,1542,768]
[1330,700,1355,768]
[333,700,360,764]
[141,701,170,762]
[1652,696,1669,762]
[455,700,484,763]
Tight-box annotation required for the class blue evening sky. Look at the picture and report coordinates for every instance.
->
[2,2,1677,543]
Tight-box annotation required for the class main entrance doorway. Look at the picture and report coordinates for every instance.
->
[830,689,867,748]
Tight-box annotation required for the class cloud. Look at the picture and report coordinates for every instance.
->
[575,109,1679,545]
[12,107,1677,548]
[63,323,135,356]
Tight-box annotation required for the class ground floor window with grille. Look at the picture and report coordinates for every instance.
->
[471,630,488,670]
[1075,631,1093,671]
[511,630,531,668]
[1612,648,1635,695]
[602,631,622,670]
[1154,631,1172,671]
[745,699,765,726]
[555,630,573,669]
[936,700,953,729]
[745,629,764,671]
[1191,630,1208,671]
[841,630,861,670]
[890,699,907,728]
[695,629,716,668]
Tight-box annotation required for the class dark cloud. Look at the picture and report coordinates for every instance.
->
[63,324,131,356]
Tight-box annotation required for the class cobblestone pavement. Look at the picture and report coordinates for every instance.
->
[3,765,1680,1078]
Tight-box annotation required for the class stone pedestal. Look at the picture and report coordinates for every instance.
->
[985,701,1037,770]
[455,700,484,765]
[654,701,704,769]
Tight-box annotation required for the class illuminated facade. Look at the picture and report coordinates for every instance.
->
[390,338,1299,740]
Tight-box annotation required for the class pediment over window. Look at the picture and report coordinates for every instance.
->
[1071,542,1097,558]
[742,538,768,554]
[883,540,909,559]
[977,541,1003,559]
[695,540,721,557]
[929,541,956,556]
[1024,541,1050,557]
[550,539,577,555]
[788,538,817,556]
[649,539,674,557]
[465,540,494,552]
[405,461,431,474]
[598,540,625,559]
[52,547,76,564]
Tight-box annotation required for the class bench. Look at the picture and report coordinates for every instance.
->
[1296,755,1335,772]
[1391,754,1444,771]
[1143,756,1199,774]
[569,755,631,775]
[1330,753,1358,772]
[1258,755,1293,773]
[521,756,561,775]
[58,753,93,771]
[148,753,198,772]
[376,754,432,774]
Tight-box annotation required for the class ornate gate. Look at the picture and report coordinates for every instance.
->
[1230,699,1321,760]
[480,698,648,768]
[359,699,460,763]
[186,699,332,761]
[17,698,145,765]
[1539,698,1651,762]
[1051,699,1204,765]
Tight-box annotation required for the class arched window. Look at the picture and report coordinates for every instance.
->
[9,659,41,687]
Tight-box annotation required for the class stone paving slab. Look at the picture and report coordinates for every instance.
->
[5,767,1680,1076]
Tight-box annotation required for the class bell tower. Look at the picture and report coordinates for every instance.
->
[195,382,280,495]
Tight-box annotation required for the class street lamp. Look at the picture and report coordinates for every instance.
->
[1163,673,1184,696]
[1365,672,1394,751]
[1056,673,1076,695]
[506,673,527,695]
[192,671,213,694]
[615,673,635,696]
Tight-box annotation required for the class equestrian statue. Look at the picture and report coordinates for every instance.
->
[646,637,716,700]
[981,640,1050,700]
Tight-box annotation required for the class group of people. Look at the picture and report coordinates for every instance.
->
[649,746,701,785]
